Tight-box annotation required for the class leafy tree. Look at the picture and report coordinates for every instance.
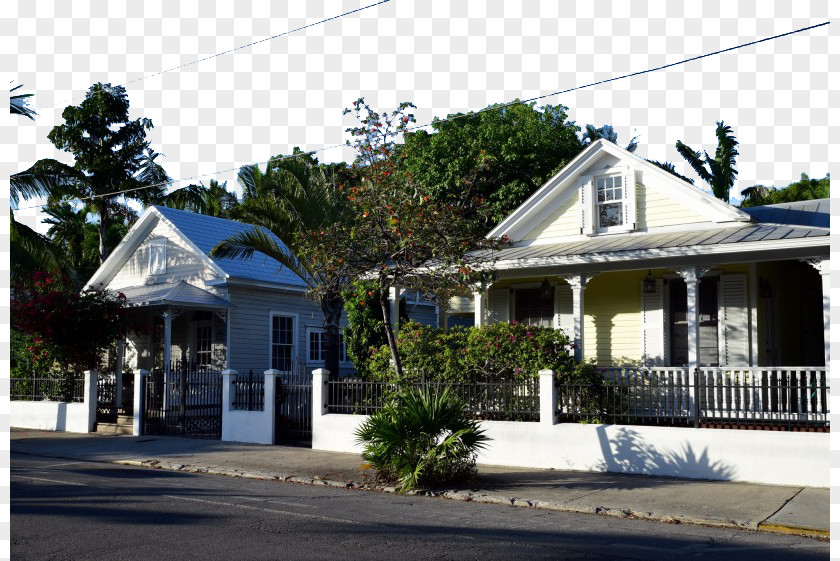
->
[157,179,239,218]
[739,173,830,207]
[675,121,739,202]
[11,83,169,263]
[646,159,695,185]
[12,272,130,381]
[212,153,351,377]
[297,99,503,379]
[399,101,582,225]
[580,124,639,153]
[355,385,489,492]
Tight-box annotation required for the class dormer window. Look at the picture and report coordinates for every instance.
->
[579,166,636,236]
[596,174,624,229]
[149,238,167,275]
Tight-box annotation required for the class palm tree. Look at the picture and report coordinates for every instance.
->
[157,179,239,218]
[10,83,37,120]
[211,154,350,377]
[581,124,639,153]
[675,121,739,202]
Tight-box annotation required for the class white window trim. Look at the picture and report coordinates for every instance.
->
[148,238,167,275]
[305,326,349,365]
[190,318,215,367]
[267,311,298,371]
[594,173,628,234]
[580,165,636,236]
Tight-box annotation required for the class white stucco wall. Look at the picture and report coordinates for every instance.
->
[11,401,95,433]
[311,414,828,487]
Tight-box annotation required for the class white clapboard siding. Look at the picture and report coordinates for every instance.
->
[641,279,664,366]
[555,283,574,337]
[720,274,749,366]
[487,288,510,324]
[624,167,637,231]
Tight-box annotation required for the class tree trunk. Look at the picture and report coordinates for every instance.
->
[320,291,344,381]
[98,208,110,263]
[379,288,403,379]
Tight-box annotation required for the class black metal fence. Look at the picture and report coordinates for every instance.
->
[97,372,118,420]
[144,362,222,438]
[327,377,540,422]
[231,370,265,411]
[10,374,85,403]
[557,367,829,430]
[274,362,312,442]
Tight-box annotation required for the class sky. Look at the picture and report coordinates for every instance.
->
[4,0,835,237]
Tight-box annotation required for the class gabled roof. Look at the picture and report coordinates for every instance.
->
[741,199,829,228]
[488,139,751,241]
[85,206,306,290]
[117,281,233,309]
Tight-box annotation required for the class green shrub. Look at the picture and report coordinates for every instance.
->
[355,385,489,492]
[366,320,599,384]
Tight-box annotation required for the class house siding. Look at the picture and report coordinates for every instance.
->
[107,219,222,290]
[226,286,355,377]
[583,270,646,366]
[636,173,710,229]
[521,193,580,241]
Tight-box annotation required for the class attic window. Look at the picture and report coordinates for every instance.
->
[596,175,624,229]
[149,238,167,275]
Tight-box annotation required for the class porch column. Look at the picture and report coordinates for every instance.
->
[162,309,173,411]
[114,339,124,413]
[473,285,486,328]
[677,266,710,425]
[560,275,592,362]
[802,258,831,366]
[388,286,402,333]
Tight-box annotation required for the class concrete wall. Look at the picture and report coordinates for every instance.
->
[220,370,277,445]
[310,371,828,488]
[11,371,97,433]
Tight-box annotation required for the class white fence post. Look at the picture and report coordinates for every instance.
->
[133,369,149,436]
[264,369,281,444]
[312,368,330,417]
[83,370,98,432]
[539,369,557,426]
[220,369,238,442]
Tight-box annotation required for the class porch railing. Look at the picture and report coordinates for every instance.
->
[327,377,540,422]
[557,366,828,430]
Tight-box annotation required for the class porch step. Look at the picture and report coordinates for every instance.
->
[96,415,133,435]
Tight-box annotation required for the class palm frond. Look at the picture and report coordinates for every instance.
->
[211,227,315,287]
[10,159,84,206]
[10,84,38,120]
[674,140,713,185]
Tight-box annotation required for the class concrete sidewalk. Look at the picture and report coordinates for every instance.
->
[10,428,828,538]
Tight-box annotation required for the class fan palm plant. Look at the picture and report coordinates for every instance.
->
[211,154,350,377]
[675,121,739,202]
[581,124,639,153]
[355,385,489,492]
[10,83,37,120]
[156,179,239,218]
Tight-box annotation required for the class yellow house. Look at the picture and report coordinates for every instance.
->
[456,139,828,380]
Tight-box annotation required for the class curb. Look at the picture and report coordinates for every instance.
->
[112,458,826,538]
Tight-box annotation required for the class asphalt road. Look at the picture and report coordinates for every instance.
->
[12,453,827,561]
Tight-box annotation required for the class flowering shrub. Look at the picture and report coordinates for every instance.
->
[366,320,599,384]
[12,272,130,376]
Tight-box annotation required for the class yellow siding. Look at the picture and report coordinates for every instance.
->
[582,270,647,366]
[637,179,709,229]
[521,193,580,241]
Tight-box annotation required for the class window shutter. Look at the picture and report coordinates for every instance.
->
[720,274,749,366]
[624,167,637,231]
[579,177,595,236]
[641,279,664,366]
[487,288,510,324]
[554,282,574,337]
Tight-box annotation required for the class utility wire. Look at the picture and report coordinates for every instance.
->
[12,20,830,211]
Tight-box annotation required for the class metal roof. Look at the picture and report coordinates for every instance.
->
[117,281,232,309]
[741,199,829,228]
[152,206,307,287]
[487,223,828,265]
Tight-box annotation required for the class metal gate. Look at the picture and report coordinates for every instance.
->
[144,363,222,438]
[274,364,312,443]
[97,372,118,423]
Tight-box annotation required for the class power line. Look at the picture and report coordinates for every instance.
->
[12,20,830,212]
[24,0,392,114]
[404,21,830,132]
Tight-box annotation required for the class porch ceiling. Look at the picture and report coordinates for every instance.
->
[116,281,232,309]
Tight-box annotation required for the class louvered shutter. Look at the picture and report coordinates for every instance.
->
[579,177,595,236]
[623,167,637,231]
[554,282,574,337]
[720,274,749,366]
[641,279,664,366]
[487,288,510,324]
